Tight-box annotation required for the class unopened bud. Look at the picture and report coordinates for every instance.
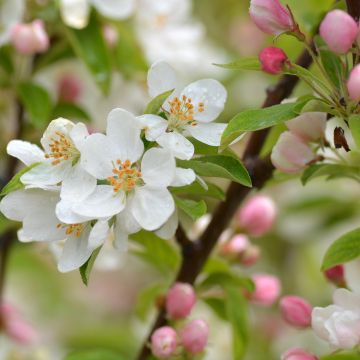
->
[180,319,209,354]
[58,74,82,103]
[259,47,288,74]
[281,348,318,360]
[280,295,312,328]
[347,64,360,101]
[241,245,261,266]
[250,274,281,307]
[165,283,196,319]
[151,326,177,359]
[220,234,250,257]
[103,25,118,48]
[324,265,346,287]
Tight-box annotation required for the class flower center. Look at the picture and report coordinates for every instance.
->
[107,159,143,193]
[44,131,80,165]
[167,95,204,131]
[57,223,84,237]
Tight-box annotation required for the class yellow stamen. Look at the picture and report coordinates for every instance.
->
[107,159,142,193]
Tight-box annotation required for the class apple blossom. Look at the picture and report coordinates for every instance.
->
[324,265,346,287]
[271,131,316,173]
[151,326,177,359]
[137,61,227,160]
[312,288,360,349]
[180,319,209,354]
[250,274,281,306]
[281,348,318,360]
[320,10,358,54]
[347,64,360,102]
[166,282,196,319]
[259,47,288,74]
[280,295,312,328]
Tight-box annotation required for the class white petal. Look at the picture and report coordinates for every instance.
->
[181,79,227,123]
[147,60,178,98]
[91,0,135,19]
[136,114,168,141]
[157,132,194,160]
[60,163,97,201]
[113,226,129,251]
[155,210,178,240]
[187,122,227,146]
[312,305,339,342]
[69,122,89,150]
[170,168,196,187]
[41,118,74,152]
[116,200,141,234]
[58,229,93,272]
[80,133,118,179]
[7,140,44,166]
[56,199,90,224]
[106,108,144,163]
[131,186,174,230]
[60,0,90,29]
[141,147,175,187]
[73,185,126,219]
[21,161,72,186]
[88,220,110,249]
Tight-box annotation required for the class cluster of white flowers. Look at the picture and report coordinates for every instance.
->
[0,61,227,273]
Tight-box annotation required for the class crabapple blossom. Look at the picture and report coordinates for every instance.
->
[312,288,360,349]
[166,282,196,319]
[271,131,316,173]
[281,348,318,360]
[237,195,277,237]
[324,265,346,287]
[259,47,288,74]
[280,295,312,328]
[137,61,227,160]
[249,0,297,36]
[347,64,360,102]
[151,326,177,359]
[180,319,209,354]
[320,10,358,54]
[286,112,327,142]
[250,274,281,306]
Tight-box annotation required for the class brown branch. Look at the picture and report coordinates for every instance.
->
[137,43,314,360]
[346,0,360,21]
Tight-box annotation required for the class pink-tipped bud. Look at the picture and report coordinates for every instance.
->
[180,319,209,354]
[103,25,118,48]
[249,0,297,36]
[250,274,281,307]
[259,47,288,74]
[324,265,346,287]
[281,348,318,360]
[237,195,277,237]
[165,283,196,319]
[220,234,250,256]
[57,74,82,103]
[151,326,177,359]
[320,10,358,54]
[286,112,327,142]
[271,131,315,173]
[241,245,261,266]
[10,20,49,55]
[347,64,360,101]
[280,296,312,328]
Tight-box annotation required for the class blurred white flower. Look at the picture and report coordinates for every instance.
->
[0,0,24,46]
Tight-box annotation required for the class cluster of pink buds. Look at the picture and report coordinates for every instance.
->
[281,348,318,360]
[10,20,49,55]
[271,112,327,173]
[151,283,209,359]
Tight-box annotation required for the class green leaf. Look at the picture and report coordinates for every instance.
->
[17,82,53,128]
[0,46,14,74]
[51,102,91,122]
[79,247,101,286]
[144,89,173,115]
[221,100,310,148]
[65,12,112,94]
[130,231,180,274]
[301,164,360,185]
[171,181,225,201]
[214,57,261,71]
[177,155,252,187]
[321,228,360,271]
[225,285,248,360]
[321,352,360,360]
[349,115,360,149]
[174,197,207,221]
[203,297,227,320]
[136,283,167,321]
[0,163,40,197]
[65,349,126,360]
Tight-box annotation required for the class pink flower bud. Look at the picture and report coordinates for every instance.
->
[320,10,358,54]
[250,274,281,306]
[58,74,82,103]
[241,245,261,266]
[271,131,315,173]
[286,112,327,142]
[259,47,288,74]
[151,326,177,359]
[324,265,346,287]
[249,0,296,36]
[103,25,118,48]
[180,319,209,354]
[280,296,312,328]
[10,20,49,55]
[281,348,318,360]
[347,64,360,101]
[220,234,250,256]
[237,195,277,237]
[166,283,196,319]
